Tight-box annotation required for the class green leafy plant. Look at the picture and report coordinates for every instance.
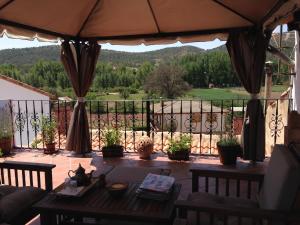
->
[168,135,192,153]
[217,135,239,146]
[103,127,122,147]
[0,106,13,140]
[0,129,13,140]
[31,138,42,148]
[41,116,56,144]
[0,148,3,157]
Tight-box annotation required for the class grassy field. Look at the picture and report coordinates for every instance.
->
[185,88,248,100]
[185,85,289,100]
[80,85,289,102]
[92,91,147,101]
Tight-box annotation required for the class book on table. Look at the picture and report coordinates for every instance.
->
[136,173,175,201]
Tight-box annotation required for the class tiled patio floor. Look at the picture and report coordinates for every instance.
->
[0,149,268,225]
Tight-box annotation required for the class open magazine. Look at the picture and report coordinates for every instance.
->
[137,173,175,201]
[139,173,175,193]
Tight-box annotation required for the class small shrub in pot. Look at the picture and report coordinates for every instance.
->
[217,135,241,165]
[0,129,13,155]
[167,135,192,161]
[102,127,124,157]
[0,109,13,155]
[41,116,57,154]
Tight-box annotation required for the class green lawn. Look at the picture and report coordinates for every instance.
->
[64,85,288,102]
[185,88,249,100]
[270,85,289,92]
[185,85,288,100]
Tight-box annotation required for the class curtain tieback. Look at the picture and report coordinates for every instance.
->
[77,97,85,102]
[250,93,259,99]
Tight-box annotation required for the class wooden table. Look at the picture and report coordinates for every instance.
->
[34,183,181,225]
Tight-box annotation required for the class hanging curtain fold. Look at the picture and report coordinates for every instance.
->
[226,29,270,161]
[292,31,300,112]
[61,40,100,154]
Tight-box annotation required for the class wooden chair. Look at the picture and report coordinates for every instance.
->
[174,144,300,225]
[284,111,300,145]
[0,161,55,225]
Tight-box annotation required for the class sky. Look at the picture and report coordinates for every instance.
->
[0,25,286,52]
[0,35,225,52]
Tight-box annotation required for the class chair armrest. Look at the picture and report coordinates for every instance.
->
[190,165,265,199]
[0,161,56,192]
[175,200,300,223]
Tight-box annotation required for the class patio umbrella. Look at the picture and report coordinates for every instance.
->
[0,0,297,44]
[0,0,298,156]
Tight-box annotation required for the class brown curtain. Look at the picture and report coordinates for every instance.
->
[226,29,270,161]
[61,40,100,154]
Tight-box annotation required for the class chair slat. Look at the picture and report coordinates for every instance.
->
[22,170,26,186]
[8,169,11,185]
[29,170,33,186]
[14,169,19,187]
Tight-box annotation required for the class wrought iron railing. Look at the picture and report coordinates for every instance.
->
[8,98,292,156]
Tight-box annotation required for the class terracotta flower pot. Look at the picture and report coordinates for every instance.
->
[0,137,12,155]
[137,143,154,159]
[167,149,189,161]
[44,143,56,154]
[102,145,124,157]
[136,137,154,160]
[217,143,241,165]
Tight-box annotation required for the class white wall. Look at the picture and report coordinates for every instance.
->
[155,112,226,133]
[0,79,50,147]
[0,79,50,101]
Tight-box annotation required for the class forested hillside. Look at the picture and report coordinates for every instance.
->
[0,43,289,99]
[0,45,204,66]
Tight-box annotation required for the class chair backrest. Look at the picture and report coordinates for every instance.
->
[284,111,300,145]
[258,144,300,211]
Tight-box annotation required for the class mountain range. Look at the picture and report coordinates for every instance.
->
[0,31,294,66]
[0,45,216,66]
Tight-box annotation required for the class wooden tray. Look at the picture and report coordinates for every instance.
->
[53,178,99,198]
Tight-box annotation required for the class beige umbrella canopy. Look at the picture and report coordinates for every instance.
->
[0,0,298,44]
[0,0,298,157]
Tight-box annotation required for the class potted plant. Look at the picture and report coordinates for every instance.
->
[136,136,154,159]
[217,135,241,165]
[102,127,124,157]
[167,135,192,161]
[0,105,13,155]
[41,116,57,154]
[0,129,13,156]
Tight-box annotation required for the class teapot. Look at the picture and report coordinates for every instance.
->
[68,164,94,186]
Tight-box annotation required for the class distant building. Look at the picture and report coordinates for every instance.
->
[153,101,228,133]
[0,75,56,147]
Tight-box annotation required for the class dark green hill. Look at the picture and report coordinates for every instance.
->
[0,31,294,66]
[0,45,204,66]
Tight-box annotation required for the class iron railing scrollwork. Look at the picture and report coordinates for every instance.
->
[8,98,291,156]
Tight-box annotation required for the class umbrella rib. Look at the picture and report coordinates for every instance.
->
[260,0,288,25]
[147,0,161,33]
[212,0,255,25]
[0,18,74,40]
[86,26,251,41]
[77,0,101,37]
[0,0,15,11]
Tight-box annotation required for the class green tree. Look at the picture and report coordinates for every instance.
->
[144,63,190,99]
[119,88,130,99]
[0,64,21,80]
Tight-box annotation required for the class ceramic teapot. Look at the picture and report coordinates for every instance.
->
[68,164,93,186]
